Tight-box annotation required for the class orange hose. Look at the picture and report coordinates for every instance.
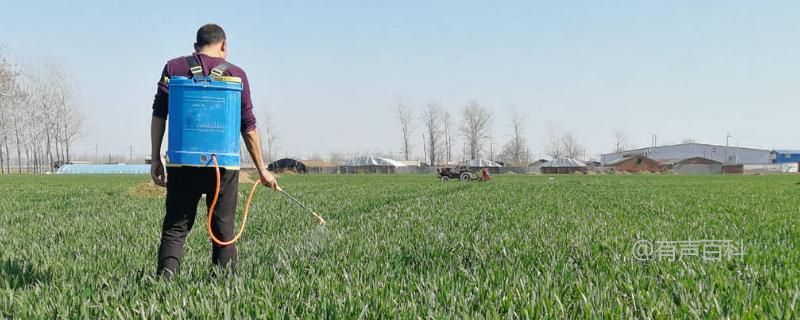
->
[207,155,260,247]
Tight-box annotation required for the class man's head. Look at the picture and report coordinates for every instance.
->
[194,24,227,59]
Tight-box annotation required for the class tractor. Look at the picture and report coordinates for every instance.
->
[437,166,480,182]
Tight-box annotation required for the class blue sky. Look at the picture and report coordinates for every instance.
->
[2,1,798,160]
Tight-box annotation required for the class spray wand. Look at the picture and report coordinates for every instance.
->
[206,155,326,247]
[276,186,326,225]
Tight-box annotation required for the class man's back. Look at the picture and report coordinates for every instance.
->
[151,52,256,134]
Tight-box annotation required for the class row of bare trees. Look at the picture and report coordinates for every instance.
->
[0,52,84,174]
[396,99,532,166]
[395,99,650,165]
[248,99,648,167]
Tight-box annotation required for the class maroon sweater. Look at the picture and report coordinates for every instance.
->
[151,53,257,133]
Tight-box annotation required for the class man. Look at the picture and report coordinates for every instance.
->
[480,168,492,181]
[150,24,278,278]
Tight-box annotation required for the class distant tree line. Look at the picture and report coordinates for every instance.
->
[0,50,85,174]
[394,99,535,166]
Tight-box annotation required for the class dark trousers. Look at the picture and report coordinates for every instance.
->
[157,166,240,278]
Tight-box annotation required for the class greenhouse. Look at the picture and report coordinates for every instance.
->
[340,155,407,174]
[342,155,407,168]
[540,158,587,174]
[465,159,501,168]
[56,164,150,174]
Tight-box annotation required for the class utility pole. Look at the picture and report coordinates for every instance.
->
[725,133,731,164]
[489,136,494,162]
[129,145,133,164]
[422,132,427,165]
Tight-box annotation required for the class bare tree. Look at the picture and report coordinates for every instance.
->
[0,104,5,173]
[545,125,562,159]
[0,51,15,174]
[19,78,37,172]
[442,108,452,164]
[6,73,29,173]
[459,101,492,160]
[501,107,529,165]
[62,104,84,163]
[36,67,66,171]
[49,69,84,164]
[561,133,585,160]
[612,129,629,153]
[395,98,413,160]
[257,107,278,164]
[40,83,57,171]
[61,93,83,163]
[421,101,443,165]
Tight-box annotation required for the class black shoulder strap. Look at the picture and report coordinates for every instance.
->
[185,55,203,78]
[210,62,230,77]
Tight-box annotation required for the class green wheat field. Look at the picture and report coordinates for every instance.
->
[1,174,799,318]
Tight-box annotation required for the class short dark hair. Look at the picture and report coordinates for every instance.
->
[195,24,226,48]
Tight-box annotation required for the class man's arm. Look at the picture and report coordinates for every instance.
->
[242,129,278,189]
[150,63,170,187]
[150,116,167,187]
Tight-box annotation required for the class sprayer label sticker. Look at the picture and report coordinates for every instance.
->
[183,97,226,132]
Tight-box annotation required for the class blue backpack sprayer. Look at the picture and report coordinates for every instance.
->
[166,57,325,247]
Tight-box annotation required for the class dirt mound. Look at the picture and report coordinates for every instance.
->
[239,172,257,185]
[127,181,166,198]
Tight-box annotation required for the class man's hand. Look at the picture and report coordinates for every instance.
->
[259,169,278,190]
[151,159,166,187]
[242,129,277,189]
[150,116,167,187]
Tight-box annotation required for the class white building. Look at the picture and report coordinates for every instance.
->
[601,143,771,165]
